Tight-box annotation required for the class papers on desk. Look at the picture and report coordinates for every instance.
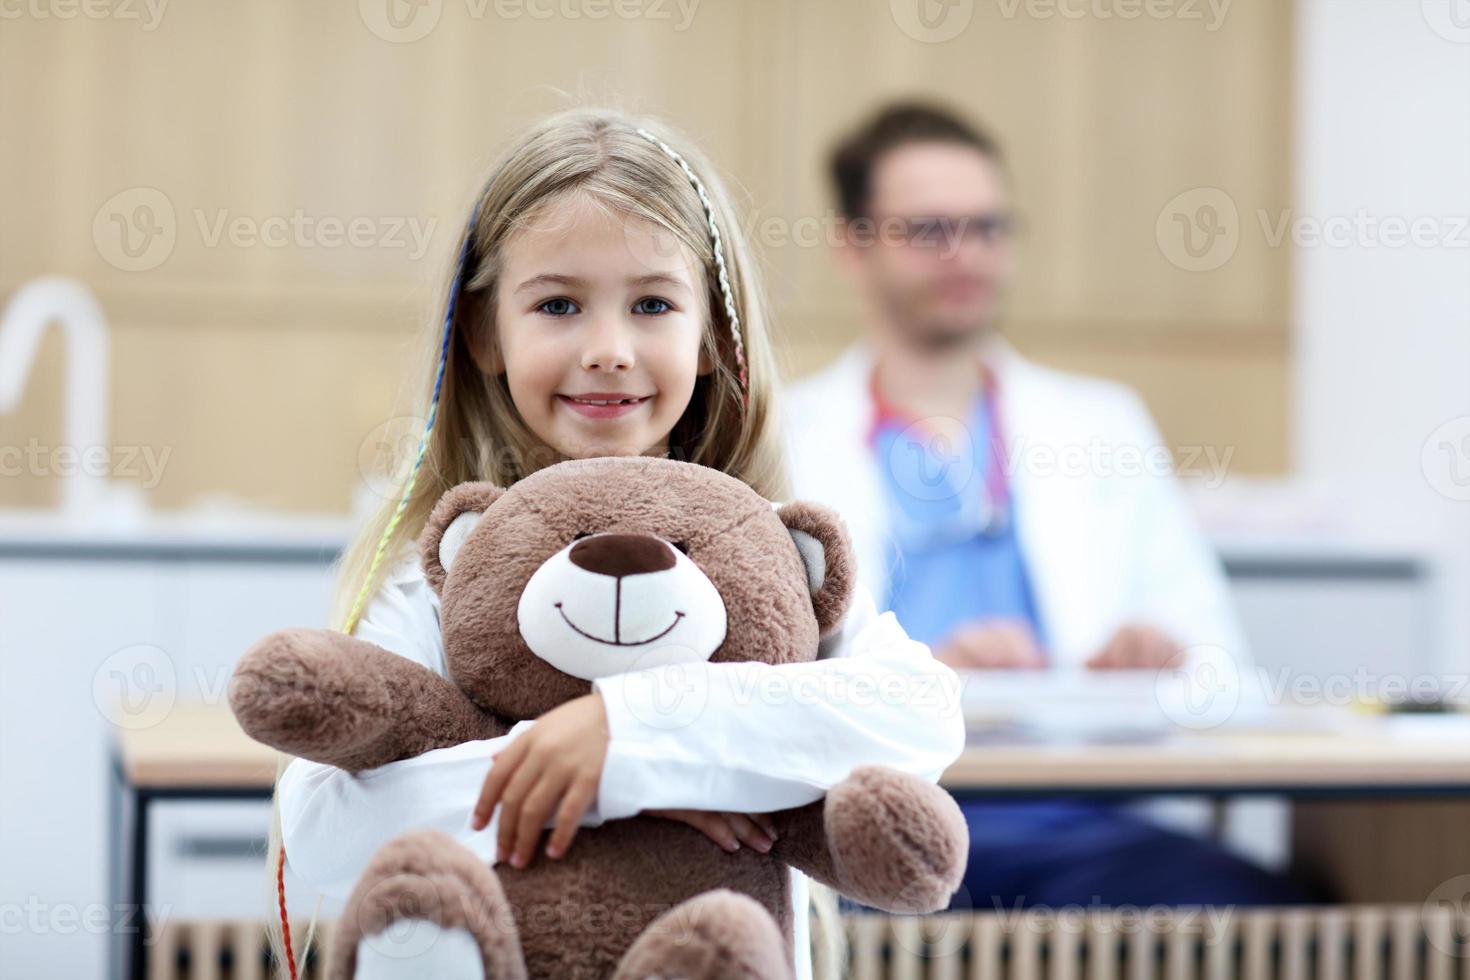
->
[958,667,1266,745]
[959,667,1470,745]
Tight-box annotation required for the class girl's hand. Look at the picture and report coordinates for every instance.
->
[470,692,609,869]
[645,809,779,854]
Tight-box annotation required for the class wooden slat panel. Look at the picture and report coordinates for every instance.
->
[970,914,1004,980]
[0,0,1293,513]
[150,907,1470,980]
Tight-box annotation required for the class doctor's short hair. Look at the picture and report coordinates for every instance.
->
[828,101,1006,219]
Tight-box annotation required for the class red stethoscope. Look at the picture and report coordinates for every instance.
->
[864,358,1017,543]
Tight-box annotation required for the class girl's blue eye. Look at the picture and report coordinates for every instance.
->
[539,297,578,316]
[634,297,671,316]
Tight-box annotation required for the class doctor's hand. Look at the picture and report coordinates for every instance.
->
[470,692,609,869]
[644,809,779,854]
[933,621,1045,670]
[1085,624,1182,670]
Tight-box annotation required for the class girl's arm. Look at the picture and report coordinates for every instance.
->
[280,725,538,899]
[589,583,967,821]
[274,557,611,897]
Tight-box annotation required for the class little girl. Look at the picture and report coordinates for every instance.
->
[270,108,965,980]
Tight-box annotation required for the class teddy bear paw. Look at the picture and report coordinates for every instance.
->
[825,765,969,913]
[612,889,793,980]
[328,830,527,980]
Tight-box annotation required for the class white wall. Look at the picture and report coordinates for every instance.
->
[1293,0,1470,672]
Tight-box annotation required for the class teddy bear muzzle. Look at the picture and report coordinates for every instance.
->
[516,532,729,680]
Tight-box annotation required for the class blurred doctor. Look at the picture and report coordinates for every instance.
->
[782,102,1308,907]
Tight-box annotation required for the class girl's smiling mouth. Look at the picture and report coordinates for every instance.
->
[557,392,653,419]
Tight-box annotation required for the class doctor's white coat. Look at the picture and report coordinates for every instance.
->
[780,339,1251,671]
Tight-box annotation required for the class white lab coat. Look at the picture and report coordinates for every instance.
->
[780,338,1251,667]
[278,546,965,980]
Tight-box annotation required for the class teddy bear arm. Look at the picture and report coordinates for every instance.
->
[772,767,969,914]
[766,800,843,889]
[229,627,498,773]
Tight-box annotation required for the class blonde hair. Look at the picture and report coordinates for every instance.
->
[262,107,803,976]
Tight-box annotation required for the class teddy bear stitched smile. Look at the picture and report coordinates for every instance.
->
[517,531,729,679]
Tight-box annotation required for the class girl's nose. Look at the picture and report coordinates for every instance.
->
[580,316,635,372]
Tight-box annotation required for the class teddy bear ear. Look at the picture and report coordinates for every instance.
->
[776,501,856,636]
[419,481,507,594]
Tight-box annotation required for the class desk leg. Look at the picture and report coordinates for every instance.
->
[109,754,124,980]
[128,790,150,980]
[1291,799,1470,902]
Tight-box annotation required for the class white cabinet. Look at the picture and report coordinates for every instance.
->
[0,530,342,980]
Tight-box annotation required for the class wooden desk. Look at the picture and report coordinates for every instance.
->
[114,700,280,790]
[941,725,1470,797]
[942,718,1470,905]
[110,702,279,980]
[111,703,1470,977]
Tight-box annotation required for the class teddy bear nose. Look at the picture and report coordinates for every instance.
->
[569,533,677,578]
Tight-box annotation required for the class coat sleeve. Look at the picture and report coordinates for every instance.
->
[279,724,536,900]
[275,556,608,899]
[1110,393,1263,715]
[590,583,967,821]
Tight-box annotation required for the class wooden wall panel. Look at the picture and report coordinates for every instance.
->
[0,0,1291,512]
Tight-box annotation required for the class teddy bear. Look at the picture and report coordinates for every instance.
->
[229,456,968,980]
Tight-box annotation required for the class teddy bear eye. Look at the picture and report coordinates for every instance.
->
[572,531,592,543]
[671,540,689,555]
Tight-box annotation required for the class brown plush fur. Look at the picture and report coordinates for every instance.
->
[230,457,966,979]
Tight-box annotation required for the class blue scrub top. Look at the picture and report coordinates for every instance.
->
[871,385,1046,653]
